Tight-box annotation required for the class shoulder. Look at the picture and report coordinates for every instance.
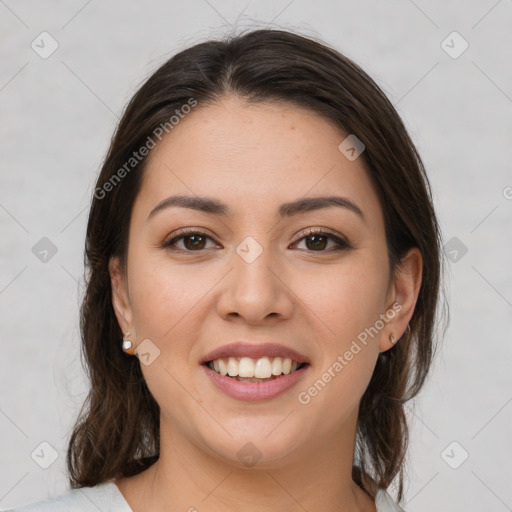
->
[375,489,406,512]
[2,481,132,512]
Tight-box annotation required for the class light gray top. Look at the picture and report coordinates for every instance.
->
[3,480,405,511]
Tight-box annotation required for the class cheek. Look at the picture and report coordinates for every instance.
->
[293,254,389,344]
[294,254,388,409]
[127,251,221,351]
[126,256,209,414]
[130,268,195,336]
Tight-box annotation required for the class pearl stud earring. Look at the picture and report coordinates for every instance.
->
[122,332,135,355]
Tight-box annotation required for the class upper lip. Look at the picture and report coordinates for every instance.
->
[200,342,310,365]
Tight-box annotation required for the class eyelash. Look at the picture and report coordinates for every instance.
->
[162,228,352,253]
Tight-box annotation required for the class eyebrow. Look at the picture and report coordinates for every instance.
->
[146,194,364,222]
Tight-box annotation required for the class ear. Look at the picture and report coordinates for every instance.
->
[379,247,423,352]
[109,256,133,335]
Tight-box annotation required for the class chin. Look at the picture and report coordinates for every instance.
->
[197,419,309,470]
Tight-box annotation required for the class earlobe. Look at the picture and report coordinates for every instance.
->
[379,247,423,352]
[109,257,133,333]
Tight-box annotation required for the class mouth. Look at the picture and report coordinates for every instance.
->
[200,342,311,401]
[203,356,309,382]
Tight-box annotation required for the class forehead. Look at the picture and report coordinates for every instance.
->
[135,96,382,222]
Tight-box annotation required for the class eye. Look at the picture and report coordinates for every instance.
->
[291,229,351,252]
[162,228,351,253]
[162,230,218,252]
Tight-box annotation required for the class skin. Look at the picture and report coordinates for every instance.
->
[109,96,422,512]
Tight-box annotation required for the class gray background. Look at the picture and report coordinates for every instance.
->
[1,1,511,510]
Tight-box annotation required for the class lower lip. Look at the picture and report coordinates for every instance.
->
[201,364,309,402]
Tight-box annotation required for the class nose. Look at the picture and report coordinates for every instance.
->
[216,241,294,325]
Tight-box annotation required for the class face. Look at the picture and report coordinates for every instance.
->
[110,96,419,469]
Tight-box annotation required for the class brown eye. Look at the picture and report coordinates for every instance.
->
[163,231,217,252]
[293,230,351,252]
[304,234,328,251]
[182,234,207,250]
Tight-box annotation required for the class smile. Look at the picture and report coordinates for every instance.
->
[202,358,310,402]
[207,356,305,381]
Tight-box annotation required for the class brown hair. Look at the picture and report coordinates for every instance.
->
[67,28,444,503]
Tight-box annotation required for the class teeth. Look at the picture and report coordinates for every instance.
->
[271,357,282,375]
[239,357,255,377]
[218,359,228,376]
[227,357,238,377]
[254,357,272,378]
[208,356,302,378]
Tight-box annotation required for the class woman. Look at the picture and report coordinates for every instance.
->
[7,28,443,511]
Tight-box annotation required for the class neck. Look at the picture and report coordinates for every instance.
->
[126,413,376,512]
